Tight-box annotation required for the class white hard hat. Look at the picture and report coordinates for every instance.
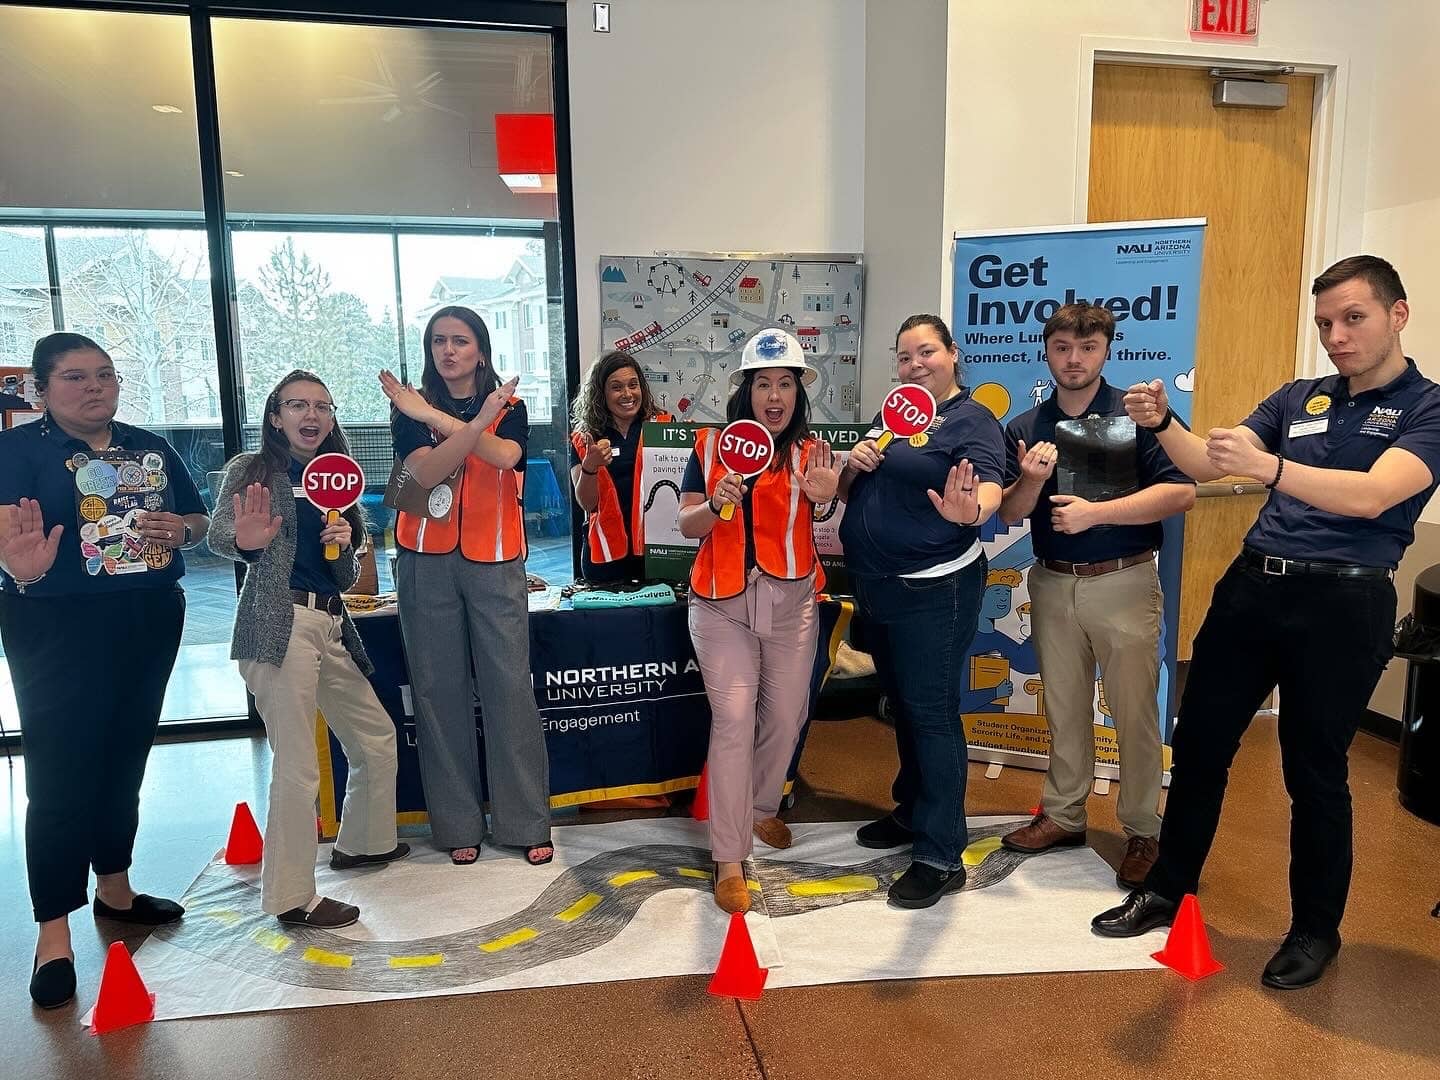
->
[730,328,817,386]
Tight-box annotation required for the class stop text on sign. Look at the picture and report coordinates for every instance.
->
[301,452,366,511]
[306,472,362,493]
[716,419,774,477]
[882,384,937,437]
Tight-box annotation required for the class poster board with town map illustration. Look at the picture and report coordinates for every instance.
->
[598,255,864,424]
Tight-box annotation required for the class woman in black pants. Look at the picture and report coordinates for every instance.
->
[0,333,209,1009]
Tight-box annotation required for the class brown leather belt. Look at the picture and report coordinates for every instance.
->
[292,589,343,615]
[1038,550,1154,578]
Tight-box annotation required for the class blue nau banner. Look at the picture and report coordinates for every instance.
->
[952,219,1206,779]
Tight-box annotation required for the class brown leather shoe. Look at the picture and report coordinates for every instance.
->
[753,817,792,849]
[1116,835,1159,890]
[1000,813,1086,853]
[714,869,752,914]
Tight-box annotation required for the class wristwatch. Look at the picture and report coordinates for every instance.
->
[183,523,194,547]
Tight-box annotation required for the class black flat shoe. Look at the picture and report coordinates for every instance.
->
[276,897,360,929]
[93,893,185,926]
[1261,931,1340,990]
[329,842,410,870]
[888,862,967,909]
[856,813,914,850]
[1091,889,1177,938]
[30,956,76,1010]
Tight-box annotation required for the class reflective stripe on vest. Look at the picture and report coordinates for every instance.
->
[688,427,822,600]
[395,401,526,562]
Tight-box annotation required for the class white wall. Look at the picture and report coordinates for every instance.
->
[566,0,865,374]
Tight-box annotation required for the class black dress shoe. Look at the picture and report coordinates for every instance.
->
[1261,931,1340,990]
[30,956,76,1010]
[93,893,185,926]
[329,842,411,870]
[856,813,914,850]
[888,862,967,909]
[1091,889,1178,938]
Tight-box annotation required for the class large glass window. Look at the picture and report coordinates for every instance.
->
[0,5,572,732]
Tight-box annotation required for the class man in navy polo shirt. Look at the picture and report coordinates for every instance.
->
[1093,255,1440,991]
[996,304,1194,890]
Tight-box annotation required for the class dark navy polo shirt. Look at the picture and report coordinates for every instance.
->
[286,457,344,595]
[1003,379,1192,563]
[1241,359,1440,569]
[840,388,1006,577]
[570,421,642,530]
[391,393,529,467]
[0,415,205,597]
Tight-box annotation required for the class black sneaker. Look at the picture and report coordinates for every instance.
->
[856,813,914,850]
[888,862,967,909]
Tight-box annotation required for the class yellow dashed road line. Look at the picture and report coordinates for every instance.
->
[786,874,879,897]
[388,954,445,968]
[555,893,602,923]
[962,836,1003,867]
[746,879,762,893]
[479,928,539,953]
[677,867,713,880]
[251,928,293,953]
[609,870,659,887]
[302,946,353,968]
[202,908,243,927]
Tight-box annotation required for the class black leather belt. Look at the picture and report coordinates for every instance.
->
[292,589,344,614]
[1241,547,1390,579]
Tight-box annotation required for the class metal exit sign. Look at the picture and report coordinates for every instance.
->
[1191,0,1259,40]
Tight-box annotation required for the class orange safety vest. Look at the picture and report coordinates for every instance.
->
[689,426,825,600]
[571,413,672,565]
[395,400,527,562]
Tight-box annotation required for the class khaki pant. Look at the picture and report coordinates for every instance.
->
[1028,560,1163,838]
[240,606,399,914]
[689,571,818,863]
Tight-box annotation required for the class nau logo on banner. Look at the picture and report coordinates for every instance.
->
[1117,243,1152,255]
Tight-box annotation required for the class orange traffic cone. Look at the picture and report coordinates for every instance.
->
[224,802,263,865]
[691,765,710,822]
[1151,894,1224,980]
[90,941,155,1035]
[707,911,768,1000]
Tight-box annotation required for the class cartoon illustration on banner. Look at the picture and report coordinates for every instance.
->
[953,220,1206,776]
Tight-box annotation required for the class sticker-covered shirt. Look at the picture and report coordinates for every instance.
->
[0,415,205,597]
[1241,358,1440,568]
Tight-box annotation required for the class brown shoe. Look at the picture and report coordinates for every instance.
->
[714,868,752,914]
[1000,813,1086,853]
[1116,835,1159,890]
[753,817,792,849]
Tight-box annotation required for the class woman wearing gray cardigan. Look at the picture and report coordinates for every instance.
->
[209,370,405,929]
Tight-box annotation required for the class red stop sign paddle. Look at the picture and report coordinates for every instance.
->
[301,452,365,561]
[714,419,775,521]
[877,384,938,451]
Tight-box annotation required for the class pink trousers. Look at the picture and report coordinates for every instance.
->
[689,570,819,862]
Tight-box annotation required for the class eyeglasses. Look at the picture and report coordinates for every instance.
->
[55,370,122,386]
[279,399,338,417]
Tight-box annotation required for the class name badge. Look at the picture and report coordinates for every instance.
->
[292,485,307,499]
[1288,417,1328,438]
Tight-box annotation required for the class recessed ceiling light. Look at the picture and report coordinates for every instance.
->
[151,104,183,114]
[224,170,245,178]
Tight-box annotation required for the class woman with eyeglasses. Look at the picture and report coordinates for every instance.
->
[0,333,209,1009]
[209,371,405,930]
[378,305,552,869]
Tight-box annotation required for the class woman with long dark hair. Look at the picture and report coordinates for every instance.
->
[209,370,404,928]
[837,314,1004,909]
[378,306,552,867]
[0,333,209,1008]
[569,350,665,583]
[677,329,838,912]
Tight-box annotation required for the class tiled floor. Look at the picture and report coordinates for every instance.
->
[3,715,1439,1080]
[0,537,576,730]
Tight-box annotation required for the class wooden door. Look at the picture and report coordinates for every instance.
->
[1088,63,1314,655]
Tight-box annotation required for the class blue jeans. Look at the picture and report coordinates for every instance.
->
[855,555,986,871]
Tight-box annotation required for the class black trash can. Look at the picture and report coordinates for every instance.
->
[1394,565,1440,826]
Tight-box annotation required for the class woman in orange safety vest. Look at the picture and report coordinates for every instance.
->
[569,350,669,584]
[677,328,838,914]
[378,305,552,869]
